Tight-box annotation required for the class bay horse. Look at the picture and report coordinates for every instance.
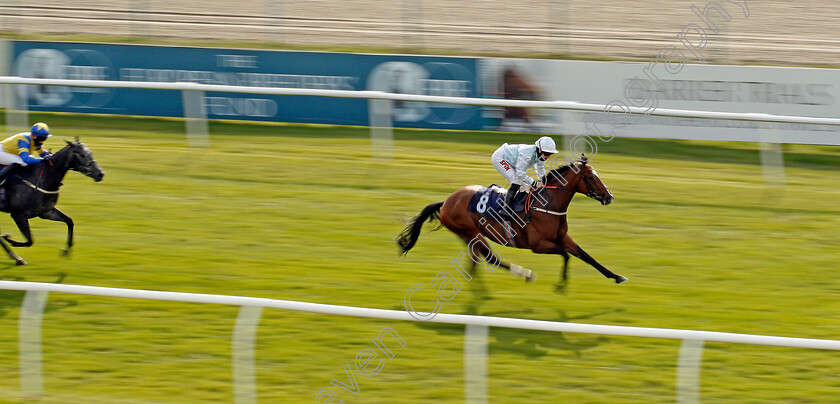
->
[0,138,105,265]
[397,156,626,290]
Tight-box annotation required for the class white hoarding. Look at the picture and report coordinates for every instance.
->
[479,59,840,145]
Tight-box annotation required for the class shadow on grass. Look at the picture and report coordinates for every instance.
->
[398,301,624,358]
[486,307,623,358]
[0,274,26,319]
[0,272,77,319]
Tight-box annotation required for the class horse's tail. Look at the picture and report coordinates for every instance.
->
[397,201,444,255]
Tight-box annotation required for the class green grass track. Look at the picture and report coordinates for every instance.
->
[0,113,837,403]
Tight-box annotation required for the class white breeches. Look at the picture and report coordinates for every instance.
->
[491,147,529,191]
[0,150,25,166]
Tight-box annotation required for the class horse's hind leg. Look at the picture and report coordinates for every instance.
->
[455,238,491,297]
[3,211,34,247]
[0,235,26,265]
[40,208,73,255]
[461,233,536,282]
[561,234,627,284]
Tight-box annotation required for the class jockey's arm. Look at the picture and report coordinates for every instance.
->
[16,139,42,164]
[18,151,42,165]
[535,160,546,180]
[514,150,537,186]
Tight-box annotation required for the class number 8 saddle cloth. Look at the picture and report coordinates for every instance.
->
[466,185,528,222]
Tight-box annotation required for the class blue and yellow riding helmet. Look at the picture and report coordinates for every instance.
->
[31,123,51,140]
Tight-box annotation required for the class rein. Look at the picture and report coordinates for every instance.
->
[521,167,600,219]
[20,178,60,194]
[21,156,61,194]
[530,206,566,216]
[525,185,569,217]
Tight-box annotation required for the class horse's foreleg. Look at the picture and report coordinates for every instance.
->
[3,212,33,248]
[555,251,571,294]
[0,235,26,265]
[561,234,627,284]
[40,208,73,255]
[561,252,571,286]
[532,240,571,293]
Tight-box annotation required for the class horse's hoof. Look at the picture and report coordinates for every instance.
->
[15,259,26,266]
[60,248,71,257]
[526,271,537,283]
[553,283,567,294]
[615,275,628,284]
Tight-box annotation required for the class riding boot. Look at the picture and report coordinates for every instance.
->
[501,184,519,220]
[0,164,17,184]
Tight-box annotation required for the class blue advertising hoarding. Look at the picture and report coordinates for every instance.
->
[11,41,482,130]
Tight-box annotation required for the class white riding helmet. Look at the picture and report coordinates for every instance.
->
[535,136,558,154]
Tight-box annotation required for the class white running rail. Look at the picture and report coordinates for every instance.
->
[2,76,840,125]
[2,75,837,186]
[2,281,839,404]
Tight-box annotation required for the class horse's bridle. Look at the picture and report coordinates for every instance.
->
[527,165,604,216]
[17,145,98,194]
[65,145,99,178]
[579,169,602,199]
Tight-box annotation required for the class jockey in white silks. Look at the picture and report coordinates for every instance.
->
[491,136,558,216]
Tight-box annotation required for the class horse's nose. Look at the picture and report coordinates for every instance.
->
[96,169,105,182]
[603,191,614,205]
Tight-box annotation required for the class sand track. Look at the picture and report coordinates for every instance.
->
[1,1,838,65]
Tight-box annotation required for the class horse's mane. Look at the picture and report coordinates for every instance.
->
[4,142,78,185]
[16,141,79,174]
[546,163,576,181]
[49,141,87,161]
[53,143,72,155]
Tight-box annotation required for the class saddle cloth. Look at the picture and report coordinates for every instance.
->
[466,185,527,221]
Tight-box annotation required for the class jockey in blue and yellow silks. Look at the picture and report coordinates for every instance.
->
[0,122,52,182]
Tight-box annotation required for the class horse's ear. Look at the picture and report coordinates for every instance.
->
[66,140,72,146]
[75,136,80,142]
[580,154,588,165]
